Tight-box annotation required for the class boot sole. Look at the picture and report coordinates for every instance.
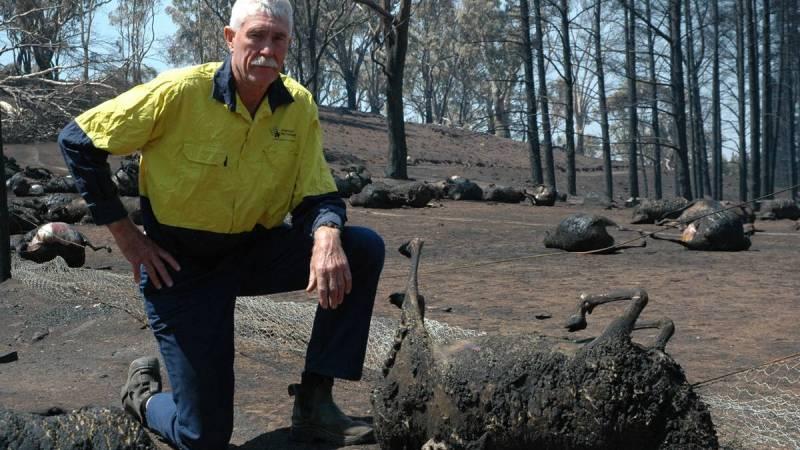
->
[290,424,375,446]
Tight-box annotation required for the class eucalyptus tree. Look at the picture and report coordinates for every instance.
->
[109,0,159,85]
[457,0,520,138]
[533,0,555,187]
[644,0,663,199]
[165,0,229,65]
[746,0,760,199]
[405,0,459,125]
[327,4,371,109]
[289,0,355,101]
[760,0,773,197]
[736,0,748,201]
[519,0,543,184]
[623,0,639,199]
[684,0,710,198]
[354,0,412,179]
[1,0,78,78]
[668,0,692,199]
[711,0,722,199]
[0,132,9,281]
[556,0,577,195]
[77,0,113,81]
[593,0,613,199]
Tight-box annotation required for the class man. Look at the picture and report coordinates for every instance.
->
[57,0,384,447]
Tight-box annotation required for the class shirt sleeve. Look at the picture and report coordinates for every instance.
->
[58,120,128,225]
[58,78,174,225]
[289,101,346,236]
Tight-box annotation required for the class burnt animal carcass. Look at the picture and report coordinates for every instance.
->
[524,184,557,206]
[16,222,111,267]
[757,199,800,221]
[443,176,483,201]
[112,154,141,197]
[350,182,435,208]
[334,165,373,198]
[630,198,690,224]
[544,213,644,253]
[482,184,524,203]
[372,239,717,450]
[652,210,751,251]
[0,406,154,449]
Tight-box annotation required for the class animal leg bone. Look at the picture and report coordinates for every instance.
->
[565,289,650,346]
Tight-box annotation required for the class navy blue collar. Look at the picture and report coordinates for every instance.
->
[212,55,294,113]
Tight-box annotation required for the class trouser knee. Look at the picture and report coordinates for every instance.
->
[343,226,385,276]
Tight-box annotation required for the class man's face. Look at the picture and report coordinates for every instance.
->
[224,13,290,92]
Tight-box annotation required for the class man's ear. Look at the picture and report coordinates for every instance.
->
[223,26,236,50]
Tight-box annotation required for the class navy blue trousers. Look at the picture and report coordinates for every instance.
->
[139,225,384,450]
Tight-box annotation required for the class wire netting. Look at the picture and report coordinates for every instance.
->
[9,255,800,448]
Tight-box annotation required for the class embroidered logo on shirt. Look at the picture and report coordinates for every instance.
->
[271,127,297,143]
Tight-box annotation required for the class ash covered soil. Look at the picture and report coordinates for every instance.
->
[2,106,800,449]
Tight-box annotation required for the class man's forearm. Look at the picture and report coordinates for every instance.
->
[58,120,128,225]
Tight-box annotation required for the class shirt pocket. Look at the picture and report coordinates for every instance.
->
[172,143,231,210]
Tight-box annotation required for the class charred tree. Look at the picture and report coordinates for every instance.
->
[624,0,639,200]
[747,0,761,199]
[595,0,613,200]
[685,0,710,199]
[711,0,723,200]
[533,0,556,188]
[559,0,577,195]
[355,0,412,180]
[1,113,10,281]
[645,0,662,199]
[736,0,749,202]
[520,0,543,185]
[761,0,773,197]
[669,0,693,199]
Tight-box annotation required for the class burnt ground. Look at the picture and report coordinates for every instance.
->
[2,106,800,449]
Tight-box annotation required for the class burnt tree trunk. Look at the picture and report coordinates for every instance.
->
[356,0,412,180]
[646,0,663,199]
[711,0,723,199]
[0,113,10,281]
[595,0,613,200]
[685,0,710,198]
[736,0,749,201]
[747,0,761,199]
[669,0,693,199]
[520,0,543,184]
[761,0,773,197]
[625,0,639,199]
[559,0,577,195]
[534,0,556,188]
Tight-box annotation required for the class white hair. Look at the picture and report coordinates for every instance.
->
[229,0,293,32]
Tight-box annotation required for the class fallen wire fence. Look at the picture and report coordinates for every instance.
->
[9,255,800,449]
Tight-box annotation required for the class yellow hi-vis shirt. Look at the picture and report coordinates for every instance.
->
[74,62,337,234]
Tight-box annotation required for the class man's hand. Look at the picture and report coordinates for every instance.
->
[107,218,180,289]
[306,226,352,309]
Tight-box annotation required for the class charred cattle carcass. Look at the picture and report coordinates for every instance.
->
[544,213,645,253]
[651,210,751,251]
[524,184,557,206]
[630,198,690,224]
[372,239,718,450]
[757,199,800,221]
[0,406,154,449]
[16,222,111,267]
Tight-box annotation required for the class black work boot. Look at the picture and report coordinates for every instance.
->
[288,372,375,445]
[120,356,162,425]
